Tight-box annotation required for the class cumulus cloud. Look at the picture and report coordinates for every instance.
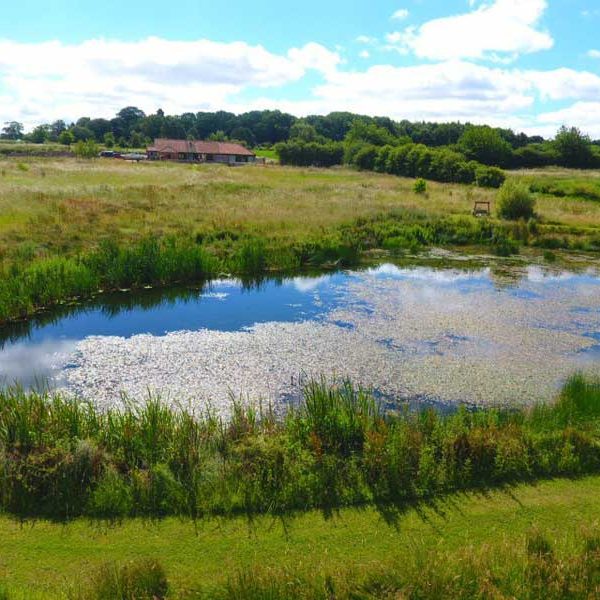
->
[524,68,600,101]
[536,102,600,138]
[0,37,340,126]
[386,0,553,61]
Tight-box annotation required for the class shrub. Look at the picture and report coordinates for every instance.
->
[274,141,344,167]
[87,468,132,519]
[74,139,99,159]
[413,178,427,194]
[352,144,378,170]
[497,180,536,220]
[475,166,506,188]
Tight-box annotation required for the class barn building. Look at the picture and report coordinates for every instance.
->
[146,139,256,164]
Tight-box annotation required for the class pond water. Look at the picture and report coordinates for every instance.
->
[2,261,600,413]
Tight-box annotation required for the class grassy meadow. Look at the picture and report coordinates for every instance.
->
[2,157,600,254]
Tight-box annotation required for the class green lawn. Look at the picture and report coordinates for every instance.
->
[2,476,600,598]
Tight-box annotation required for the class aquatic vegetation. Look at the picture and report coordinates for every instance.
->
[0,374,599,521]
[5,262,600,411]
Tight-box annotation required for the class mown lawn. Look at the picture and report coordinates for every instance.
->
[1,476,600,598]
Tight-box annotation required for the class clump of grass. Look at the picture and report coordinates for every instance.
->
[83,559,167,600]
[413,178,427,194]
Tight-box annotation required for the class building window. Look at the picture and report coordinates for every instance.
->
[206,154,214,162]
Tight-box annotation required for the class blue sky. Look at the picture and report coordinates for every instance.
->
[1,0,600,136]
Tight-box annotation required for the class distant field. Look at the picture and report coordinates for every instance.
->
[1,157,600,261]
[254,148,278,160]
[1,476,600,598]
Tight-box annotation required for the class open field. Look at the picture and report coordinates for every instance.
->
[2,158,600,259]
[1,476,599,598]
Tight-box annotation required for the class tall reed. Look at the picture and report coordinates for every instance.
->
[0,374,599,521]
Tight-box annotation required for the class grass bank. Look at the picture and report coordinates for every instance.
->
[1,374,600,523]
[1,477,600,598]
[1,159,600,322]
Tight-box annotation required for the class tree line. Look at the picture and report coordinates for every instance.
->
[2,107,599,170]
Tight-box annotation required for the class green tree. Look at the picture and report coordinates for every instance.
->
[345,120,397,146]
[71,125,95,142]
[129,131,146,148]
[289,121,321,143]
[229,126,256,147]
[28,124,50,143]
[58,130,75,145]
[1,121,24,140]
[458,125,512,167]
[49,120,67,141]
[553,126,593,168]
[103,132,115,148]
[208,130,227,141]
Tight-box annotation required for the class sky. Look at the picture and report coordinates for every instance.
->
[1,0,600,137]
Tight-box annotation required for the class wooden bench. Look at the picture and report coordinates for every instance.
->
[472,201,491,217]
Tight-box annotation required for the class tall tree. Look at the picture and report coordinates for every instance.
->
[553,126,593,168]
[1,121,24,140]
[459,125,512,167]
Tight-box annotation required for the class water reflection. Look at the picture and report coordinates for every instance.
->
[1,261,599,410]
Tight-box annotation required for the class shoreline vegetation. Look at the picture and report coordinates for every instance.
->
[1,374,599,522]
[2,158,600,324]
[1,375,600,596]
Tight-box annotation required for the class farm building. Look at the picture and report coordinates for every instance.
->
[146,139,256,164]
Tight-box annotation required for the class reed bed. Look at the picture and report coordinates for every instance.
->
[1,374,599,521]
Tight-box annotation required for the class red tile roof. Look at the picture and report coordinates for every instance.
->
[147,139,255,156]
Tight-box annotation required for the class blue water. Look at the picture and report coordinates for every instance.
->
[2,263,600,393]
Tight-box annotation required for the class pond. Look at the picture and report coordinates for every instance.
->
[2,260,600,413]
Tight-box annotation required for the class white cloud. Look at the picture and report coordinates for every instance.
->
[391,9,409,21]
[525,68,600,101]
[0,37,340,126]
[1,29,600,140]
[536,102,600,138]
[386,0,553,61]
[588,49,600,59]
[238,60,600,139]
